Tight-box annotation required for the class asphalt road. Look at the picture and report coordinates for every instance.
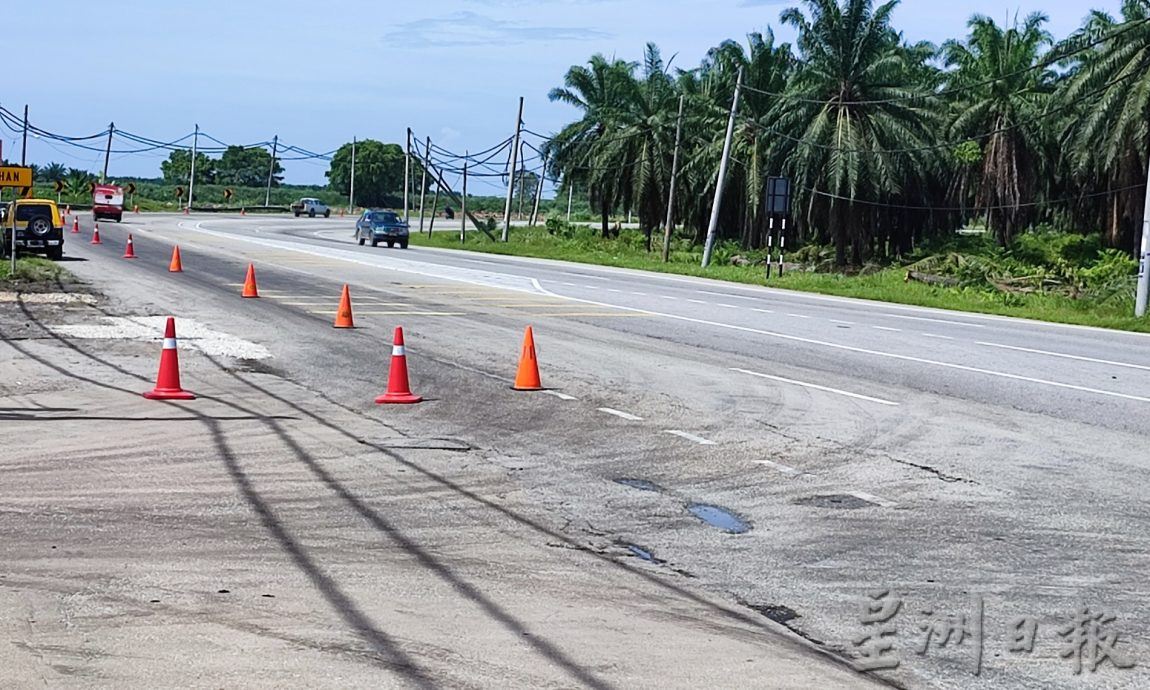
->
[46,212,1150,689]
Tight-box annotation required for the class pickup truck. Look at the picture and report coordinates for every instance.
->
[291,198,331,218]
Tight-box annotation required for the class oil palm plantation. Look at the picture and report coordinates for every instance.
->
[942,12,1056,247]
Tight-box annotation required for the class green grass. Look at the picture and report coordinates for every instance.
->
[0,256,68,284]
[407,226,1150,333]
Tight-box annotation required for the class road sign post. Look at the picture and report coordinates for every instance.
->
[765,177,792,279]
[1,166,34,273]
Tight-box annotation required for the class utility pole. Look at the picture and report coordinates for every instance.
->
[501,96,524,242]
[20,105,28,165]
[566,182,573,222]
[701,67,742,268]
[530,155,546,227]
[418,137,430,233]
[265,135,278,206]
[102,122,114,183]
[1136,154,1150,316]
[349,136,356,213]
[516,142,527,221]
[404,128,411,224]
[662,94,685,262]
[461,153,468,243]
[428,181,441,233]
[187,124,199,212]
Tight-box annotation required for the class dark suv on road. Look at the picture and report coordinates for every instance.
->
[355,209,410,248]
[1,198,65,260]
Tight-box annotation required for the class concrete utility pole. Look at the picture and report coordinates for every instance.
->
[265,135,278,206]
[349,136,356,213]
[20,105,28,165]
[418,137,430,233]
[566,183,573,222]
[102,122,114,183]
[530,155,546,227]
[188,124,199,211]
[404,129,411,223]
[461,153,468,243]
[502,96,524,241]
[662,94,685,263]
[1136,153,1150,317]
[701,67,742,268]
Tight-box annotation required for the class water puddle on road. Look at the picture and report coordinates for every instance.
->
[686,503,751,534]
[614,478,662,492]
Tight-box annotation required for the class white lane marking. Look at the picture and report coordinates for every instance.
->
[663,430,716,445]
[455,257,501,266]
[850,491,898,508]
[598,407,643,421]
[582,285,600,290]
[698,290,757,301]
[661,295,677,300]
[922,333,954,340]
[687,299,708,304]
[786,313,810,319]
[607,288,623,293]
[630,291,647,296]
[716,303,738,309]
[544,390,578,401]
[732,368,901,406]
[752,308,775,314]
[976,341,1150,372]
[873,326,901,332]
[830,319,854,325]
[531,278,1150,405]
[755,460,799,475]
[884,313,985,328]
[563,272,608,281]
[561,282,577,287]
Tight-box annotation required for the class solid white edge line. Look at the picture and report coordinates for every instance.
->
[976,341,1150,372]
[598,407,643,421]
[732,368,901,406]
[526,277,1150,404]
[849,491,898,508]
[663,430,716,445]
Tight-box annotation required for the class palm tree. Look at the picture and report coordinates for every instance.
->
[942,12,1056,247]
[42,162,67,184]
[1058,0,1150,252]
[545,54,640,237]
[774,0,939,266]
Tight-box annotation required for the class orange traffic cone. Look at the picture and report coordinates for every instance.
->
[143,317,195,400]
[169,245,183,272]
[242,263,259,297]
[134,205,140,213]
[65,205,71,215]
[375,327,422,404]
[123,234,137,259]
[183,206,190,215]
[71,218,79,234]
[333,284,354,328]
[90,222,102,244]
[512,326,543,390]
[240,207,246,215]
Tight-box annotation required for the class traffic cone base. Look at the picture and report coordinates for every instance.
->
[242,263,259,298]
[143,317,195,400]
[375,326,422,404]
[169,245,183,272]
[333,284,354,328]
[123,234,137,259]
[512,325,543,390]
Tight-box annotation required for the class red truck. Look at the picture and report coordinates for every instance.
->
[93,184,124,222]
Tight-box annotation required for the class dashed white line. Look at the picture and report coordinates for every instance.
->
[663,430,716,445]
[884,313,985,328]
[873,326,901,332]
[698,290,757,301]
[687,299,708,304]
[830,319,854,325]
[561,282,577,287]
[597,407,644,421]
[752,308,775,314]
[922,333,954,340]
[582,285,600,290]
[544,390,578,401]
[755,460,799,475]
[607,288,624,293]
[661,295,677,300]
[850,491,898,508]
[630,291,647,296]
[976,341,1150,372]
[717,303,738,309]
[563,272,608,281]
[731,368,900,406]
[786,313,810,319]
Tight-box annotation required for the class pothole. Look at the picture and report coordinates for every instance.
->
[745,602,800,624]
[614,478,662,492]
[793,494,877,509]
[621,543,665,564]
[686,503,751,534]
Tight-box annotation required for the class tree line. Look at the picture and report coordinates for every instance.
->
[541,0,1150,268]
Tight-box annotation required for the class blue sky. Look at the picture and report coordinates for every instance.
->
[5,0,1122,193]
